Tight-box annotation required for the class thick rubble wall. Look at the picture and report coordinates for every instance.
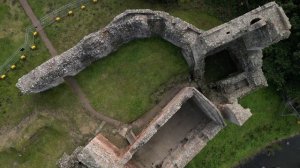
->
[16,2,290,95]
[16,9,203,93]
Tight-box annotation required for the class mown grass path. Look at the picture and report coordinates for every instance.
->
[18,0,123,127]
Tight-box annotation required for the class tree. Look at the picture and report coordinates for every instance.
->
[263,0,300,92]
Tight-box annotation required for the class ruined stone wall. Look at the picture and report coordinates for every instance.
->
[75,87,225,168]
[77,134,124,168]
[122,87,225,162]
[16,10,203,93]
[161,122,222,167]
[196,2,291,100]
[17,2,291,99]
[17,2,292,168]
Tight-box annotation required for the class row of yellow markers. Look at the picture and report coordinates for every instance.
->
[0,0,98,81]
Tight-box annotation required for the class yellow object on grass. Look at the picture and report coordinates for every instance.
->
[10,64,16,70]
[55,17,61,22]
[68,10,74,16]
[31,45,37,50]
[33,31,38,36]
[0,74,6,80]
[20,55,26,60]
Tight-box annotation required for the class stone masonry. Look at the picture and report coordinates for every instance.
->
[16,2,290,96]
[77,87,225,168]
[16,2,291,168]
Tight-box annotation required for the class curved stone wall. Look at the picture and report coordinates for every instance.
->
[16,9,203,93]
[17,2,291,98]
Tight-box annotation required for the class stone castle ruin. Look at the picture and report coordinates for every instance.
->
[76,87,225,168]
[16,2,290,168]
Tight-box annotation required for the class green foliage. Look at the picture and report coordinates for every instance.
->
[263,0,300,92]
[263,45,291,89]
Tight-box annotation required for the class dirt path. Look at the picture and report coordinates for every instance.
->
[18,0,57,56]
[19,0,123,127]
[64,77,123,127]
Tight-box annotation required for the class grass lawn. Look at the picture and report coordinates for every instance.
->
[187,87,300,168]
[28,0,222,54]
[0,1,51,128]
[0,120,74,168]
[76,37,189,122]
[0,40,90,166]
[27,0,71,18]
[0,1,30,66]
[0,42,96,166]
[0,2,99,168]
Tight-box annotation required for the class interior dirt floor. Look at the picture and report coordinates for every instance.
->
[131,98,211,167]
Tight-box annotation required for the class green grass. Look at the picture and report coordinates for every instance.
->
[0,40,84,166]
[0,4,10,24]
[0,1,29,65]
[31,0,165,53]
[0,41,92,166]
[27,0,222,54]
[27,0,71,18]
[170,9,222,30]
[0,2,96,167]
[76,38,189,122]
[0,120,74,168]
[187,87,300,168]
[0,41,54,127]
